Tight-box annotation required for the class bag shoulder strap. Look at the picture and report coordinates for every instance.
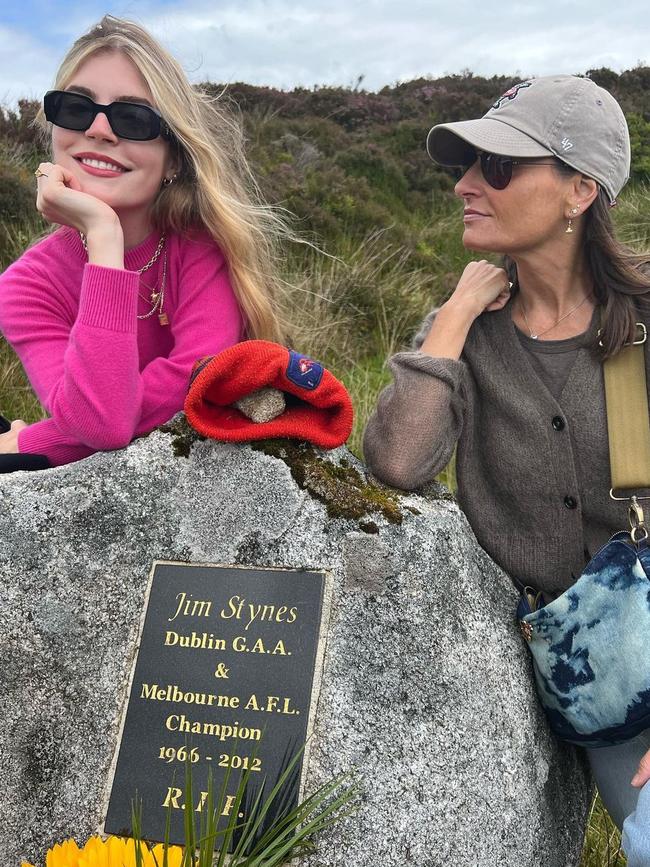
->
[603,323,650,492]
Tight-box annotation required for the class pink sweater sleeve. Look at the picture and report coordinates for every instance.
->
[19,264,141,452]
[1,235,243,466]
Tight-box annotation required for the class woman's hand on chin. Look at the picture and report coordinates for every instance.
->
[35,161,121,236]
[36,162,125,268]
[0,419,27,454]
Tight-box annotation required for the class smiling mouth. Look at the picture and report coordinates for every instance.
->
[75,156,129,173]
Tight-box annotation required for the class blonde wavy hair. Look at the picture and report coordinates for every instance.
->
[35,14,288,342]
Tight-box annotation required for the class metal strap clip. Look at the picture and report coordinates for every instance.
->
[629,496,649,545]
[609,489,650,502]
[598,322,647,349]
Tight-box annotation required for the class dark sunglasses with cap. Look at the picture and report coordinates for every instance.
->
[457,148,567,191]
[426,74,631,206]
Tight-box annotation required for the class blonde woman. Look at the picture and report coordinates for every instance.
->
[0,15,286,470]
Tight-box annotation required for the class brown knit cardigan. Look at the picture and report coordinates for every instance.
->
[363,300,650,596]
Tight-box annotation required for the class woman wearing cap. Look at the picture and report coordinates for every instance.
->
[363,75,650,840]
[0,15,287,471]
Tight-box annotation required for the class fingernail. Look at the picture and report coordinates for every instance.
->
[631,773,642,787]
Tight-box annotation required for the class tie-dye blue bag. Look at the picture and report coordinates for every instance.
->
[517,528,650,748]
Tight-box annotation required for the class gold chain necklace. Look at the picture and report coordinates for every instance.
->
[79,232,169,325]
[519,292,592,340]
[138,247,168,325]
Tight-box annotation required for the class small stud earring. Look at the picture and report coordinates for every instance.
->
[162,174,177,187]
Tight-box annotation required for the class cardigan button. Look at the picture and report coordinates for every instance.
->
[564,496,577,510]
[552,416,565,431]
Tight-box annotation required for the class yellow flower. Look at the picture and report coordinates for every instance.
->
[22,835,184,867]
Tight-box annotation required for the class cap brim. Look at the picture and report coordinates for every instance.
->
[427,118,553,165]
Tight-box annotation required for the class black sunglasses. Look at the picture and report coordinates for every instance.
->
[44,90,172,142]
[459,149,559,190]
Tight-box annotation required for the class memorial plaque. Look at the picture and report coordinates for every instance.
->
[104,562,329,845]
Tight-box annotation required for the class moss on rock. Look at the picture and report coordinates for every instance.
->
[251,438,406,526]
[158,415,205,459]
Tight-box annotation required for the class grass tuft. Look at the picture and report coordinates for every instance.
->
[579,792,627,867]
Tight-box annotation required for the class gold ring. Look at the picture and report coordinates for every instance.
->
[34,169,48,178]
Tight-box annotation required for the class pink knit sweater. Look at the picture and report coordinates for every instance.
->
[0,226,244,466]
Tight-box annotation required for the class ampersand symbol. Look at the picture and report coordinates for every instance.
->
[214,663,230,679]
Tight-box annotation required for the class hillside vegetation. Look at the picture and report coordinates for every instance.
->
[1,69,644,866]
[3,66,650,257]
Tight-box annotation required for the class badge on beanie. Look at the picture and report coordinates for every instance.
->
[286,350,324,390]
[189,355,214,386]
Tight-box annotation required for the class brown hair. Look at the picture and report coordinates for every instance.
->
[583,190,650,358]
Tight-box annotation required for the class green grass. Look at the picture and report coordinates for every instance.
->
[580,792,627,867]
[0,213,48,422]
[0,334,45,422]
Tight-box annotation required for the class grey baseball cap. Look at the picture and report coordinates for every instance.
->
[426,75,631,205]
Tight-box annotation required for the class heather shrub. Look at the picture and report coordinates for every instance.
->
[627,113,650,179]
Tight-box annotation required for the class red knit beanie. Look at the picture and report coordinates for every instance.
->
[184,340,354,448]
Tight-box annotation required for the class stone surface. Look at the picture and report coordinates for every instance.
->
[0,416,590,866]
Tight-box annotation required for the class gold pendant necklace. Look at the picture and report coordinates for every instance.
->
[519,292,591,340]
[137,247,168,324]
[80,232,169,325]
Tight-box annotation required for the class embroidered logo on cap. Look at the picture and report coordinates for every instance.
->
[286,350,323,390]
[490,80,532,111]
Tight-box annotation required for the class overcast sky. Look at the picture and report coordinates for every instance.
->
[1,0,647,107]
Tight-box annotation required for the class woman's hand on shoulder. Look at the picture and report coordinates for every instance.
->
[35,161,120,236]
[418,260,510,359]
[446,260,511,319]
[0,419,27,454]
